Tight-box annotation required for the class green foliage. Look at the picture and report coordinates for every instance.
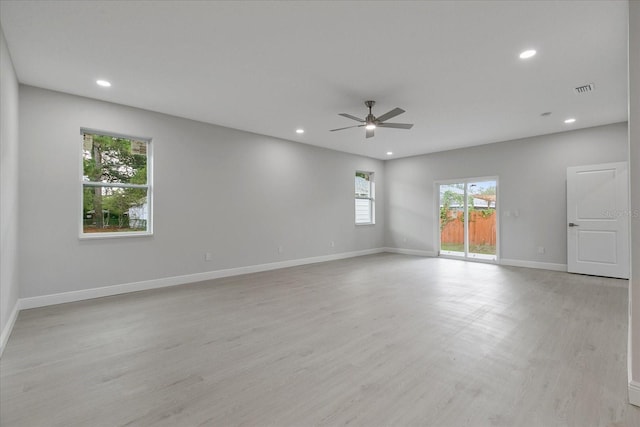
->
[477,209,494,218]
[441,242,496,255]
[83,133,148,231]
[439,189,464,230]
[83,187,94,212]
[441,189,463,207]
[84,134,147,184]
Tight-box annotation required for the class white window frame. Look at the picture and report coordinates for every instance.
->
[355,171,375,225]
[79,128,153,239]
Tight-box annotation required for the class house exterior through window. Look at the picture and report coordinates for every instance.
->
[355,171,374,225]
[81,129,152,237]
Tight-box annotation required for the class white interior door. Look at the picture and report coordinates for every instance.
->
[567,162,629,279]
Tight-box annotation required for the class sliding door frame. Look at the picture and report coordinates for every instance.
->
[435,176,500,263]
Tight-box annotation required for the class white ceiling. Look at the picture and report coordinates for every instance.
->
[0,0,629,159]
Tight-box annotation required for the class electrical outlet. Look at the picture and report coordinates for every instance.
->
[278,246,283,254]
[537,246,545,254]
[205,252,212,261]
[403,237,407,243]
[330,241,335,247]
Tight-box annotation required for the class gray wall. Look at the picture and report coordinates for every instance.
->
[629,0,640,397]
[18,86,384,298]
[384,122,629,266]
[0,26,19,342]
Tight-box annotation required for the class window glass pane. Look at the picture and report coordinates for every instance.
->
[439,183,465,256]
[83,133,147,185]
[355,199,372,224]
[468,180,497,258]
[355,172,370,197]
[83,186,149,233]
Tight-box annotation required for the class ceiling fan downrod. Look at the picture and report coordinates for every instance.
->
[365,100,376,126]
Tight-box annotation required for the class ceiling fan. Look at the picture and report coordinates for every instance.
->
[330,100,414,138]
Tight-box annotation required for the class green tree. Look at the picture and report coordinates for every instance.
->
[440,189,464,230]
[83,134,147,230]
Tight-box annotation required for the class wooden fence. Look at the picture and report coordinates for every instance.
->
[441,210,496,245]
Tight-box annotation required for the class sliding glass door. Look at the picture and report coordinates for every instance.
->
[439,182,466,256]
[438,178,497,261]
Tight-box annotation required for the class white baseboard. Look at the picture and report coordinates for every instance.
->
[630,314,634,399]
[0,300,20,357]
[19,248,386,310]
[17,252,569,312]
[385,250,568,273]
[500,258,567,272]
[383,247,437,257]
[629,381,640,407]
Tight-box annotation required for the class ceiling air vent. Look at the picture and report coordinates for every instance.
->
[574,83,595,94]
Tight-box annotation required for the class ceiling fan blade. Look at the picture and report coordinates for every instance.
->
[377,123,414,129]
[366,128,375,138]
[339,113,365,122]
[330,124,364,132]
[375,107,405,122]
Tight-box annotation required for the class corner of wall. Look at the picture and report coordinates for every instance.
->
[0,22,21,358]
[629,0,640,406]
[630,381,640,406]
[0,300,19,357]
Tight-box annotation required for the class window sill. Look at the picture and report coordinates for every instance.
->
[355,222,376,226]
[79,231,153,240]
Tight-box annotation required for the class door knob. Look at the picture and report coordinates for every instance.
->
[568,222,579,227]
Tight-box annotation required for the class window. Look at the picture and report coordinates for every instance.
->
[355,171,375,224]
[438,178,498,261]
[81,129,152,237]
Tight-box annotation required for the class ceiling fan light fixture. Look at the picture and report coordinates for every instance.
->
[330,100,413,138]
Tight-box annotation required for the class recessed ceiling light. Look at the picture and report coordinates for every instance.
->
[296,129,304,134]
[519,49,536,59]
[386,152,393,156]
[564,118,576,124]
[96,79,111,87]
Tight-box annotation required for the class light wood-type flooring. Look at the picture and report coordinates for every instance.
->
[1,254,639,426]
